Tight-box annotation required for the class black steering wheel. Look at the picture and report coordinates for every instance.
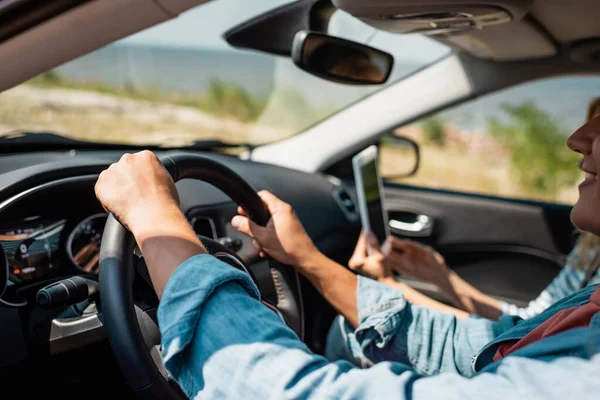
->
[98,154,304,398]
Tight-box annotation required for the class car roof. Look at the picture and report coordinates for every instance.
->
[0,0,598,95]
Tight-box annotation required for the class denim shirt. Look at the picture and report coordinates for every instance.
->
[158,254,600,399]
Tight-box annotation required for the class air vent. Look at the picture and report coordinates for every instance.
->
[338,190,355,213]
[333,188,359,221]
[190,216,217,239]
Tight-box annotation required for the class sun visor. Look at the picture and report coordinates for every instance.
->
[332,0,556,61]
[443,20,557,60]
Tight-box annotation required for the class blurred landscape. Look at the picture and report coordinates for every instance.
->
[382,101,582,204]
[0,71,286,147]
[1,42,598,205]
[0,43,424,145]
[0,45,335,146]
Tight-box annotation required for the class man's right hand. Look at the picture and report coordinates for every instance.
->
[231,191,321,269]
[233,191,360,327]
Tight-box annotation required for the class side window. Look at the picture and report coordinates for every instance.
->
[380,76,600,204]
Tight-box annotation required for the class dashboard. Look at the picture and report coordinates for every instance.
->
[0,149,360,372]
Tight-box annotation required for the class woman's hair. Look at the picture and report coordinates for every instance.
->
[585,97,600,122]
[572,97,600,272]
[574,232,600,271]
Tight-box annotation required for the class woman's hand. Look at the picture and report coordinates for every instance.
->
[231,191,321,269]
[348,231,393,281]
[386,238,450,285]
[347,233,449,286]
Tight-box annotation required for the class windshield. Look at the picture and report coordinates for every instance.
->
[0,0,449,147]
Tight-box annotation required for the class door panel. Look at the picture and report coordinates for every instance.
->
[384,184,575,306]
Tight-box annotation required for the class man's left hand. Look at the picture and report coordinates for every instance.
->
[94,150,180,235]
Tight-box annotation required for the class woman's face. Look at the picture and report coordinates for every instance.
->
[567,108,600,235]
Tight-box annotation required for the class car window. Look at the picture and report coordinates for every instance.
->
[0,0,449,148]
[380,76,600,204]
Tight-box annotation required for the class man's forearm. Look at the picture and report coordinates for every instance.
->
[131,203,207,299]
[297,252,359,327]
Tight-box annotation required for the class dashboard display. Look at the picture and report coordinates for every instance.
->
[0,217,66,282]
[67,213,107,273]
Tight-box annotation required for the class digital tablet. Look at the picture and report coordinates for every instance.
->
[352,145,390,254]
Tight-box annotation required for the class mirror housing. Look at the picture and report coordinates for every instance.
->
[291,30,394,85]
[379,134,420,179]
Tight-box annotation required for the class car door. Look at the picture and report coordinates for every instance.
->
[382,184,573,306]
[328,74,600,308]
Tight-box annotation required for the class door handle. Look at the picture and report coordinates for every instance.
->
[389,214,433,237]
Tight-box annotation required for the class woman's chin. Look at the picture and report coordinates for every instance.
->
[571,201,600,235]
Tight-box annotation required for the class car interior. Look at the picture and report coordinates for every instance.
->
[0,0,598,397]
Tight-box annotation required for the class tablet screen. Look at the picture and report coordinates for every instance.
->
[354,147,388,245]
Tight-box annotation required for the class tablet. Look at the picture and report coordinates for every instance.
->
[352,145,390,253]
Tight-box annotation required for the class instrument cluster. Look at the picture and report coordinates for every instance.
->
[0,213,108,290]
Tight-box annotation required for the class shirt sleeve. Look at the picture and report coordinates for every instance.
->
[498,251,586,319]
[408,354,600,400]
[157,254,600,399]
[352,276,515,377]
[157,254,415,398]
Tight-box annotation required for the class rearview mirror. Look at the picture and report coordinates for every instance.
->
[379,134,420,179]
[291,31,394,85]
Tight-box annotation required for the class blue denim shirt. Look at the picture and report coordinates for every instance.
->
[157,254,600,399]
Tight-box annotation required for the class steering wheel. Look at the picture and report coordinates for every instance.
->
[98,154,304,398]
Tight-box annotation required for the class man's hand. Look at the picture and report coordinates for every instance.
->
[348,231,393,281]
[95,150,180,235]
[95,151,205,299]
[231,191,321,269]
[233,190,360,327]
